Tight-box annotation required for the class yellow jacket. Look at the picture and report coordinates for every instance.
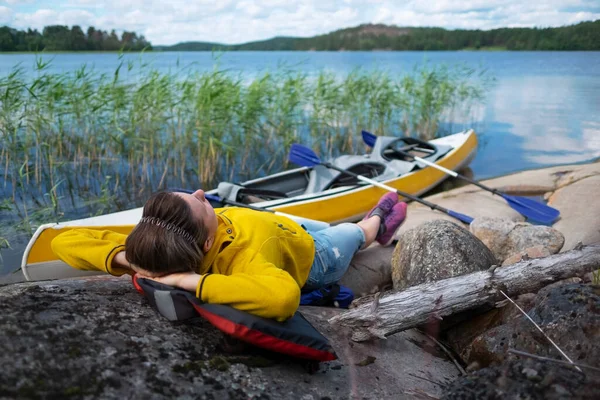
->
[51,207,316,321]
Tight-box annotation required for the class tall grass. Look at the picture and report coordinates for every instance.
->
[0,55,490,259]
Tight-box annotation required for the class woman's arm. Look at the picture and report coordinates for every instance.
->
[51,229,132,275]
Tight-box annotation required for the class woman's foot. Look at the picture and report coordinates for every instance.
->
[376,202,408,246]
[363,192,399,221]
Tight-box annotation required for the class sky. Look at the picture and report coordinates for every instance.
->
[0,0,599,46]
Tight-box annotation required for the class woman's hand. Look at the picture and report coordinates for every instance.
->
[143,272,202,293]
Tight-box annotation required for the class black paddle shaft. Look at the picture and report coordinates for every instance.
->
[206,194,276,213]
[323,162,462,216]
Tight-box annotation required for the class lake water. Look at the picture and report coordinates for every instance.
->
[1,51,600,278]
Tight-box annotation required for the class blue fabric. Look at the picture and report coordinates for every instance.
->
[300,284,355,309]
[304,223,365,290]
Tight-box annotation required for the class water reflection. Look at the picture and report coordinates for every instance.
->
[471,75,600,178]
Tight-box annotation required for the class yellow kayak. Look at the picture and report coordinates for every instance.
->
[21,129,477,281]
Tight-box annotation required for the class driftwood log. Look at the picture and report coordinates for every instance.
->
[329,243,600,342]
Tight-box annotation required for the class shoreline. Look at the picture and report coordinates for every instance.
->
[2,159,599,287]
[4,49,600,54]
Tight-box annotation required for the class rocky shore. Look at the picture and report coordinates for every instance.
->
[1,161,599,399]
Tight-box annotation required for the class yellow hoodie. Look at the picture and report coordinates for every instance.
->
[51,207,316,321]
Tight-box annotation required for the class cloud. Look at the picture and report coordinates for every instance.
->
[2,0,599,45]
[14,8,95,29]
[3,0,34,5]
[0,6,12,24]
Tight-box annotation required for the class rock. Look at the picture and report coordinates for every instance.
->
[553,162,600,189]
[475,162,600,192]
[391,220,497,290]
[394,210,463,239]
[466,283,600,369]
[501,245,552,266]
[470,217,516,260]
[549,175,600,252]
[507,223,564,258]
[470,218,564,262]
[339,244,394,297]
[412,191,525,223]
[0,276,459,399]
[442,358,599,399]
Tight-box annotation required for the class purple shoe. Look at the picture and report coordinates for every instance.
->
[363,192,399,221]
[376,202,408,246]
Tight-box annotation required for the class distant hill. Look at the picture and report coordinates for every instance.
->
[156,20,600,51]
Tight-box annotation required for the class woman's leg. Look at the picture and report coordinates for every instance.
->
[356,216,382,249]
[303,223,366,289]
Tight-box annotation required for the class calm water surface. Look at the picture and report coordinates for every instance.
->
[1,51,599,277]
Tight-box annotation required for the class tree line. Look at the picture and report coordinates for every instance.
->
[159,20,600,51]
[0,25,152,52]
[289,20,600,51]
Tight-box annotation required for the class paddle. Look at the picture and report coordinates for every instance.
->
[361,130,560,225]
[288,144,474,224]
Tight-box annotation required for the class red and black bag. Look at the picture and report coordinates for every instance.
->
[132,275,337,362]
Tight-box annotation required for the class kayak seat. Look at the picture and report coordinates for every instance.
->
[370,136,452,167]
[304,154,415,194]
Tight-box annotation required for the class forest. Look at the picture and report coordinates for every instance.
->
[160,20,600,51]
[1,19,598,52]
[0,25,152,52]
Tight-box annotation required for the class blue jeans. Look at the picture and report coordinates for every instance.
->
[300,221,366,289]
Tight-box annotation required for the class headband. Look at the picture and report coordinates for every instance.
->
[139,216,196,244]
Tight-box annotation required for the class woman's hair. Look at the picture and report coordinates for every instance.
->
[125,191,209,275]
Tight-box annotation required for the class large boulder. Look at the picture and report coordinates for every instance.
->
[0,276,459,399]
[391,220,497,290]
[466,283,600,369]
[470,217,564,263]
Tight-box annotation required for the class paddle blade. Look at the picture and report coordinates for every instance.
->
[502,194,560,224]
[289,143,322,167]
[361,130,377,147]
[447,210,474,224]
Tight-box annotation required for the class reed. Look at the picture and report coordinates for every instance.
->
[0,56,489,267]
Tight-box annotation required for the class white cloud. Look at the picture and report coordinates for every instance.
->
[0,6,12,24]
[14,8,96,29]
[2,0,34,5]
[2,0,599,45]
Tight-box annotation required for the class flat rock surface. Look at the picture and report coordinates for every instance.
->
[391,161,600,250]
[0,276,459,399]
[549,174,600,251]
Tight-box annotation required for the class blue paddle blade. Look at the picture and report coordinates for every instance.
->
[447,210,474,224]
[501,194,560,224]
[289,143,322,167]
[205,193,224,203]
[361,130,377,147]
